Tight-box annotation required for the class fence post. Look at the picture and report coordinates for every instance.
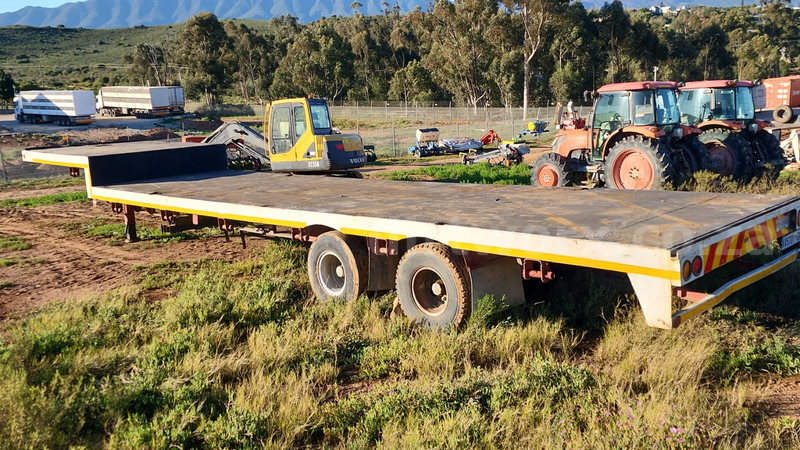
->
[356,101,359,134]
[0,148,7,183]
[392,121,397,158]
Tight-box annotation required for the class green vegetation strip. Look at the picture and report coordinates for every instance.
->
[0,241,799,448]
[0,175,85,193]
[0,236,31,252]
[0,191,88,209]
[379,162,531,185]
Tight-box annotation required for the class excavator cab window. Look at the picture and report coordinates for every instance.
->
[309,101,332,134]
[294,106,307,137]
[271,106,293,154]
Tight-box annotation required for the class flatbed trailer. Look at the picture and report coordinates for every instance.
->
[22,142,800,330]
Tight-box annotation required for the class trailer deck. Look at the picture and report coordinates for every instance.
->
[23,142,800,329]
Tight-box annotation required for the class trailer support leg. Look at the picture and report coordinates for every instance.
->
[123,204,138,243]
[628,274,673,329]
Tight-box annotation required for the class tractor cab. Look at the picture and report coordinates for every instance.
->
[678,80,784,175]
[678,80,760,132]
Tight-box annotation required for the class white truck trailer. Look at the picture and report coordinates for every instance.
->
[96,86,185,118]
[14,90,96,126]
[22,141,800,330]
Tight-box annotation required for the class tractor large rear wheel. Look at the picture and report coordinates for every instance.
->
[531,153,572,187]
[746,130,786,169]
[604,136,675,190]
[698,129,752,181]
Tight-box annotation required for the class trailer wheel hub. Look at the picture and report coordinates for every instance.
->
[411,268,448,317]
[317,251,347,297]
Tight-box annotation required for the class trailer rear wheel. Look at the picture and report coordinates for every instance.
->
[396,243,470,328]
[308,231,369,302]
[699,129,752,180]
[773,105,794,124]
[605,136,675,190]
[531,153,572,187]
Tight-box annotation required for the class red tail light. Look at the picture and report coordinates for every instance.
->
[335,143,345,150]
[692,256,703,276]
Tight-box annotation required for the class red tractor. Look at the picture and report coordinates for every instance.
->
[678,80,784,180]
[532,82,709,190]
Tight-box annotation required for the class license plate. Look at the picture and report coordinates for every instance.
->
[781,230,800,250]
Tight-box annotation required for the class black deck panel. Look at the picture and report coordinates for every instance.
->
[101,170,798,252]
[28,141,227,186]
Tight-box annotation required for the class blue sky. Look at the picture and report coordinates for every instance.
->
[0,1,71,14]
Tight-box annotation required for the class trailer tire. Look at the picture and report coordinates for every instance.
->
[308,231,369,302]
[605,136,675,190]
[396,243,470,328]
[15,114,23,123]
[531,153,572,187]
[774,105,794,124]
[698,129,752,181]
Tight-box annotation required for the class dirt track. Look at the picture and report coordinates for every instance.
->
[0,201,269,321]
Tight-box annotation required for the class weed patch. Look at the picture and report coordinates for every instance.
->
[0,191,87,209]
[379,162,531,185]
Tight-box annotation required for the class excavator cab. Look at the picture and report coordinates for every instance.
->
[265,98,366,173]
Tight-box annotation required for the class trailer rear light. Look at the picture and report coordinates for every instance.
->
[692,256,703,276]
[682,260,692,281]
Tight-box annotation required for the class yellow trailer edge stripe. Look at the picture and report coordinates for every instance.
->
[91,194,306,229]
[339,228,407,241]
[29,159,88,169]
[450,241,681,280]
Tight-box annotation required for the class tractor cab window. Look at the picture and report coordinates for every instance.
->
[735,86,755,120]
[294,106,307,137]
[678,89,713,125]
[593,92,629,131]
[632,91,655,125]
[270,106,292,154]
[714,88,736,120]
[655,89,679,125]
[309,104,332,133]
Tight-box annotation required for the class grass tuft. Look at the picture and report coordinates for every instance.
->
[0,191,87,209]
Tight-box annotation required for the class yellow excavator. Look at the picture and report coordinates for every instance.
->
[202,97,366,173]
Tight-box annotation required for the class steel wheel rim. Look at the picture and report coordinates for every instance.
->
[705,141,735,176]
[411,267,448,317]
[612,148,655,190]
[317,251,346,297]
[537,165,559,186]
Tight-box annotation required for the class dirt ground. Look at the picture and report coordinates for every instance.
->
[0,200,269,322]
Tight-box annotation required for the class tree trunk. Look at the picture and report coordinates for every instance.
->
[523,57,530,121]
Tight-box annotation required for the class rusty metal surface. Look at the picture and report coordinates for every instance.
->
[101,170,796,252]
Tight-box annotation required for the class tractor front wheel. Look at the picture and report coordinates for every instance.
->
[698,129,752,181]
[604,136,675,190]
[531,153,572,187]
[672,135,711,185]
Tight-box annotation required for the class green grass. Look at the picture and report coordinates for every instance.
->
[0,191,87,209]
[69,217,222,246]
[0,258,18,267]
[0,236,31,252]
[0,281,11,289]
[0,240,799,448]
[0,175,84,193]
[379,161,531,185]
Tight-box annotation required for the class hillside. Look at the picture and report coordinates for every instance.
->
[0,0,755,29]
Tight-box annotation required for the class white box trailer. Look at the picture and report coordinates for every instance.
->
[96,86,185,118]
[14,90,96,126]
[22,142,800,331]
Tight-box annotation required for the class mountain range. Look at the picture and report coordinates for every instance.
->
[0,0,755,29]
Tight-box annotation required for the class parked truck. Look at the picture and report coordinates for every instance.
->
[14,90,96,126]
[96,86,185,118]
[762,76,800,124]
[22,141,800,331]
